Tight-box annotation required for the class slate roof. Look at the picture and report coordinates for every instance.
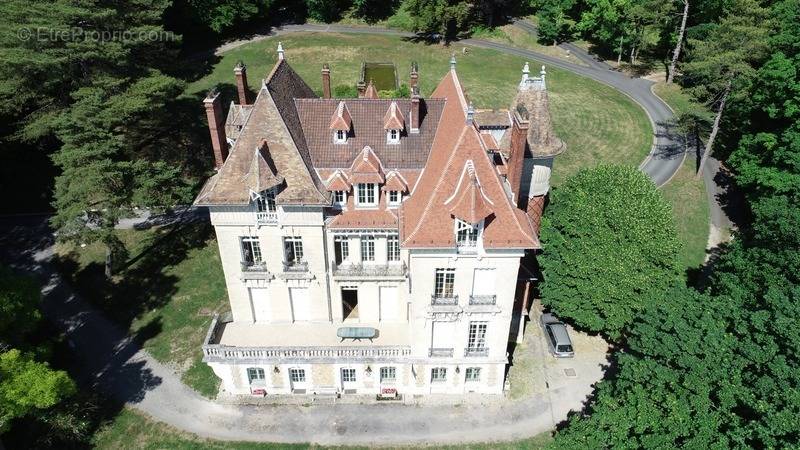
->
[295,98,445,169]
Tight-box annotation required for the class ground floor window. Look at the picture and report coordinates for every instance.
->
[289,368,306,383]
[247,367,265,384]
[341,368,356,383]
[431,367,447,383]
[380,366,396,383]
[465,367,481,382]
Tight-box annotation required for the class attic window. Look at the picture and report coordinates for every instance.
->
[455,218,480,250]
[388,190,402,206]
[334,129,347,144]
[387,129,400,144]
[333,190,346,208]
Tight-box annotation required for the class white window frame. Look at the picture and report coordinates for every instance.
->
[289,368,306,383]
[465,367,481,382]
[431,367,447,383]
[380,366,396,383]
[387,235,400,262]
[283,236,304,264]
[356,183,377,207]
[334,129,347,144]
[334,235,349,264]
[361,235,375,262]
[256,188,277,213]
[247,367,265,384]
[455,219,480,250]
[387,129,400,144]
[241,237,262,264]
[341,368,357,383]
[468,322,488,350]
[434,268,455,298]
[333,190,346,208]
[387,190,401,207]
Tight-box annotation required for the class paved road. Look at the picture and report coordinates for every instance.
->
[0,215,606,445]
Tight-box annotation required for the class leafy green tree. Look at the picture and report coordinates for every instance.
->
[405,0,478,40]
[0,349,76,433]
[180,0,272,33]
[536,0,576,45]
[539,165,680,339]
[0,266,41,345]
[682,0,770,176]
[305,0,351,22]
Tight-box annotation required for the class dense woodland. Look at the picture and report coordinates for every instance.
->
[1,0,798,447]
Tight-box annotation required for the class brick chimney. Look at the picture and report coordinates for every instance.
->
[410,85,420,133]
[203,89,228,169]
[508,104,530,204]
[234,61,249,105]
[527,195,546,236]
[357,80,366,98]
[322,64,331,99]
[410,61,419,88]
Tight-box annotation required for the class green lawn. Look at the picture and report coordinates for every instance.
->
[190,32,652,186]
[54,223,226,397]
[93,408,552,450]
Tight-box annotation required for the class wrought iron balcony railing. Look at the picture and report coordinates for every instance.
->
[430,294,459,306]
[255,211,278,225]
[464,347,490,357]
[468,294,496,305]
[282,260,308,272]
[428,348,454,357]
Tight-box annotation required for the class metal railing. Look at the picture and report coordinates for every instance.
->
[332,261,407,278]
[282,260,308,272]
[428,348,454,357]
[431,294,459,306]
[240,261,272,279]
[464,347,489,357]
[468,294,496,305]
[255,211,278,225]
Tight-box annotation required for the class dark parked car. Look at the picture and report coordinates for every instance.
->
[540,313,575,358]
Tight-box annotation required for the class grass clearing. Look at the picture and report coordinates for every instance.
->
[662,159,710,270]
[476,24,587,66]
[93,408,552,450]
[54,223,226,397]
[190,32,652,185]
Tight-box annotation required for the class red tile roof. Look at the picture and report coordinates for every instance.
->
[325,170,351,191]
[383,170,409,192]
[329,101,353,131]
[445,160,494,224]
[383,102,405,130]
[400,68,539,249]
[349,146,384,184]
[364,80,379,99]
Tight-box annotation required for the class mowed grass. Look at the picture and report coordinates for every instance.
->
[54,223,227,397]
[661,159,710,270]
[475,24,588,66]
[189,33,652,185]
[93,408,552,450]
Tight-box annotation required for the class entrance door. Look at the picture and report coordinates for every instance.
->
[340,367,357,393]
[290,287,311,322]
[342,288,359,321]
[379,286,399,321]
[289,368,308,393]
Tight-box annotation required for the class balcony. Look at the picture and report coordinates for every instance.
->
[464,347,489,357]
[332,261,407,281]
[240,261,273,280]
[255,211,278,226]
[279,260,313,280]
[428,348,454,357]
[430,294,459,306]
[468,294,496,305]
[202,313,412,363]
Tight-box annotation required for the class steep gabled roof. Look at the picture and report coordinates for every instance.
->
[349,146,384,184]
[383,170,409,192]
[445,160,494,224]
[400,67,539,249]
[383,101,405,130]
[325,170,351,191]
[194,59,328,206]
[364,80,379,99]
[241,141,284,193]
[329,101,352,131]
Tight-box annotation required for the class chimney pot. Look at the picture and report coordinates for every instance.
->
[234,61,250,105]
[203,90,228,169]
[410,61,419,88]
[322,63,331,99]
[410,85,420,133]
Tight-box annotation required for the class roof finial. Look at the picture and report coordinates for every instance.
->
[540,65,547,89]
[521,62,530,86]
[450,53,457,70]
[466,102,474,124]
[277,41,284,60]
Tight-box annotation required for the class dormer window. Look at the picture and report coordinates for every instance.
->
[334,129,347,144]
[356,183,378,207]
[333,190,346,208]
[387,129,400,144]
[455,218,480,250]
[387,190,402,207]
